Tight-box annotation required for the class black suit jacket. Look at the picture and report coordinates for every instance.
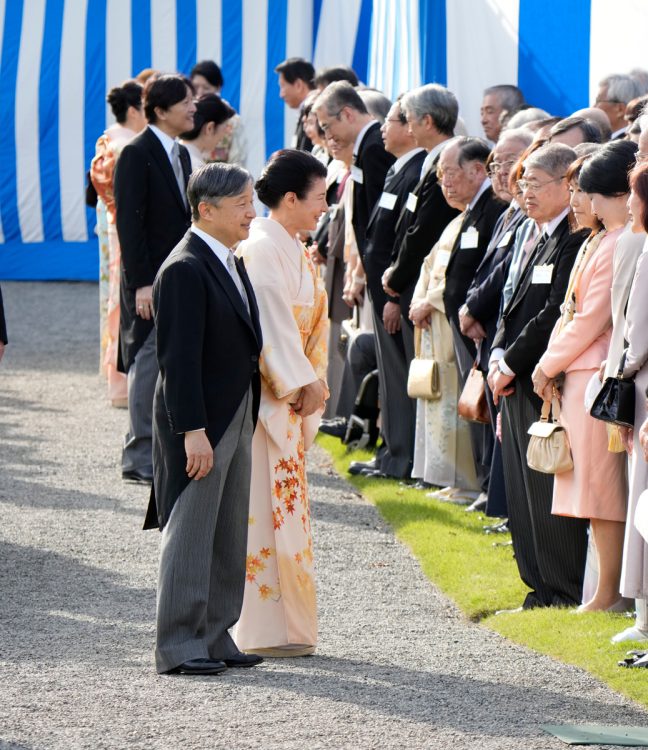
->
[294,114,313,152]
[0,284,7,345]
[364,150,426,315]
[464,207,526,370]
[114,127,192,371]
[145,230,263,530]
[351,122,395,260]
[492,217,588,401]
[443,185,507,337]
[388,155,460,315]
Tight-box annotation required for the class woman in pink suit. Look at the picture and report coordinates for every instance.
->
[532,140,638,611]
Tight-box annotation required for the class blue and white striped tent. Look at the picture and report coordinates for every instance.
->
[1,0,646,281]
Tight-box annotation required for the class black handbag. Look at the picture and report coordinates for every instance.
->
[590,350,636,429]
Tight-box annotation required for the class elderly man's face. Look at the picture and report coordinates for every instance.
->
[594,84,625,130]
[490,138,525,202]
[439,144,484,207]
[316,106,358,151]
[480,93,504,142]
[519,166,569,224]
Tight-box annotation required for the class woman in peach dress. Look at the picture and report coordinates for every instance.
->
[90,81,146,406]
[234,150,329,656]
[532,142,636,611]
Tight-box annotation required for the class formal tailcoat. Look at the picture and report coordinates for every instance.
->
[389,156,460,316]
[351,122,395,260]
[0,284,7,345]
[144,230,263,530]
[114,127,192,372]
[363,150,426,316]
[492,217,588,402]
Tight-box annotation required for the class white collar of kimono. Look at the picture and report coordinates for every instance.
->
[248,217,314,307]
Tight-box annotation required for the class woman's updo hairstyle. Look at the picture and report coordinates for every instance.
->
[181,94,236,141]
[255,149,328,209]
[579,139,638,196]
[107,80,143,124]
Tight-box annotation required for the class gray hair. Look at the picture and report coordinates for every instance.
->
[401,84,458,136]
[638,111,648,136]
[497,127,533,149]
[524,142,576,177]
[484,84,526,113]
[599,73,640,105]
[629,68,648,96]
[357,88,392,123]
[504,107,551,129]
[187,162,252,221]
[313,80,367,116]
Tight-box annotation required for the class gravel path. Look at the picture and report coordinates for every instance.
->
[1,281,646,750]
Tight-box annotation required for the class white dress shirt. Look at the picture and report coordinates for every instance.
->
[149,124,178,165]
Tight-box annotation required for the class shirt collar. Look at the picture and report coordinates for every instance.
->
[191,226,233,267]
[543,207,569,237]
[353,119,378,157]
[391,147,424,175]
[611,125,627,139]
[149,124,177,159]
[420,140,447,178]
[468,177,491,211]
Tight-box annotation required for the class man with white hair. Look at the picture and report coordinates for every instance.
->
[594,73,641,139]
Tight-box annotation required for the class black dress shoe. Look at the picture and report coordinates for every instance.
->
[122,469,153,484]
[359,469,388,478]
[169,658,227,675]
[348,458,378,475]
[223,652,264,668]
[318,418,348,439]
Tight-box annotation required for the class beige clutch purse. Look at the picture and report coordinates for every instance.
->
[407,327,441,400]
[526,397,573,474]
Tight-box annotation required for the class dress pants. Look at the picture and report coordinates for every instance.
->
[500,388,588,608]
[449,320,492,493]
[122,329,157,475]
[155,388,253,673]
[324,320,345,419]
[371,305,415,478]
[336,332,377,419]
[484,382,507,518]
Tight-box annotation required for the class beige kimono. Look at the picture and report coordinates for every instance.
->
[234,217,329,653]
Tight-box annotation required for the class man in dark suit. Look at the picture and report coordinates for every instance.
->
[314,80,395,274]
[438,136,507,497]
[361,100,425,478]
[147,163,263,676]
[0,283,7,364]
[382,84,461,360]
[114,75,195,483]
[275,57,315,151]
[489,143,589,609]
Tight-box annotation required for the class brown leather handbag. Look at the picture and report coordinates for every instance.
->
[457,361,490,424]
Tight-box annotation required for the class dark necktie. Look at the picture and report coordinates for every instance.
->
[171,142,188,209]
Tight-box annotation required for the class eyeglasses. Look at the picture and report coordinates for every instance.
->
[517,176,565,192]
[637,152,648,163]
[595,98,622,105]
[319,110,344,132]
[487,160,516,176]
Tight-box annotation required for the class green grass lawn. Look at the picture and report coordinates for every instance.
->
[317,433,648,708]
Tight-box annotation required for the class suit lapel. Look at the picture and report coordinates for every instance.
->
[144,128,189,214]
[188,232,260,343]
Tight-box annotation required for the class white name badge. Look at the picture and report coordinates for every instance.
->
[497,230,513,248]
[406,192,418,212]
[460,229,479,249]
[351,165,364,184]
[290,134,298,148]
[437,250,451,267]
[378,192,398,210]
[532,264,554,284]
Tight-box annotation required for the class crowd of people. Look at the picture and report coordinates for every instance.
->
[85,57,648,673]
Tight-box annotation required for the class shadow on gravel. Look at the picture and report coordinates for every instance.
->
[0,477,144,518]
[237,654,646,736]
[1,539,155,664]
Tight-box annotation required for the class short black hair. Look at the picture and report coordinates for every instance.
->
[454,136,491,167]
[190,59,224,90]
[549,116,603,144]
[181,94,236,141]
[274,57,315,87]
[579,139,638,196]
[313,66,359,88]
[255,149,327,209]
[107,80,143,124]
[144,74,192,124]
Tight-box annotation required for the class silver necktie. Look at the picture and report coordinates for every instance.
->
[171,142,188,209]
[226,253,249,313]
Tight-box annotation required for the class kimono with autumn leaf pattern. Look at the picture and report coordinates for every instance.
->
[234,217,329,653]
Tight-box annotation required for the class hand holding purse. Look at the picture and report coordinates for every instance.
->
[457,360,490,424]
[589,349,635,429]
[407,326,441,400]
[526,396,573,474]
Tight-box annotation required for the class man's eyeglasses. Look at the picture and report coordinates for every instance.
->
[319,110,344,132]
[487,160,516,176]
[517,176,565,192]
[637,152,648,164]
[595,98,622,105]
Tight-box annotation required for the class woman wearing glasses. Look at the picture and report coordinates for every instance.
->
[531,140,638,611]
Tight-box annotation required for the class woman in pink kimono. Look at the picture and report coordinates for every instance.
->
[91,81,146,406]
[532,142,637,611]
[235,150,329,656]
